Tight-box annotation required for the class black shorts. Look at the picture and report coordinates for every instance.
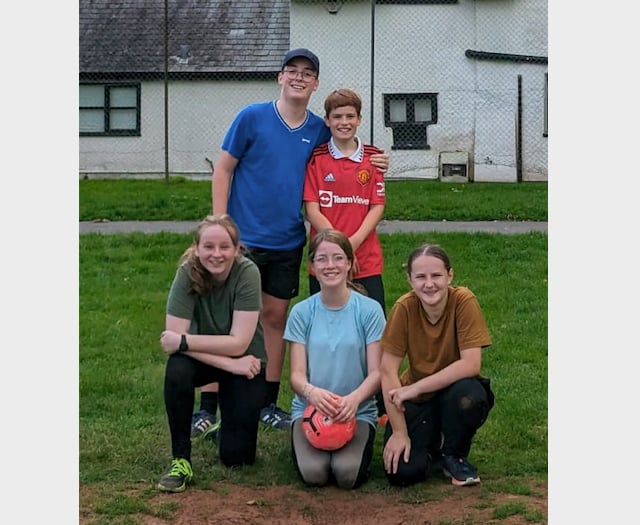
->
[245,244,304,300]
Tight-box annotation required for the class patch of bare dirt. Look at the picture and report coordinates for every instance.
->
[81,479,547,525]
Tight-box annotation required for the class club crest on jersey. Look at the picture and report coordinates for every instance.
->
[357,169,371,185]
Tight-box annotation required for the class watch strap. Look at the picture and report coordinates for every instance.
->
[179,334,188,352]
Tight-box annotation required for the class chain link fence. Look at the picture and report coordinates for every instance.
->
[79,0,547,182]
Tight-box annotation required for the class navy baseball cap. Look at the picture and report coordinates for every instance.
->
[281,48,320,74]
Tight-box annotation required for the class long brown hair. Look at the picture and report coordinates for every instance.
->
[179,214,243,295]
[308,229,367,295]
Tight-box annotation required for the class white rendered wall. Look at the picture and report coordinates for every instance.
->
[291,0,547,182]
[79,80,280,177]
[80,0,547,181]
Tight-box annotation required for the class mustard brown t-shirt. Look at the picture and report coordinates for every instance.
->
[381,286,491,402]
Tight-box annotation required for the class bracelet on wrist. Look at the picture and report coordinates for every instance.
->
[302,383,315,399]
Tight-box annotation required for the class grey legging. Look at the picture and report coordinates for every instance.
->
[291,419,375,489]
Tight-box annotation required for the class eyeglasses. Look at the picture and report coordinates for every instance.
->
[313,254,348,265]
[282,68,317,81]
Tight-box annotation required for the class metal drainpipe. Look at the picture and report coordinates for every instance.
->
[517,74,522,182]
[163,0,169,184]
[369,0,375,145]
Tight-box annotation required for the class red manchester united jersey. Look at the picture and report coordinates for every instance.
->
[303,138,386,278]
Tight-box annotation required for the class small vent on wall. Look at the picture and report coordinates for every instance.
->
[439,152,470,182]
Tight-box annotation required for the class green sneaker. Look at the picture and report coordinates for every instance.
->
[157,458,193,493]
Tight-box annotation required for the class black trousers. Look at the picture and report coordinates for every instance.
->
[383,377,494,486]
[163,352,267,468]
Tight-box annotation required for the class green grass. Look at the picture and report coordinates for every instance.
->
[79,177,547,222]
[79,233,547,519]
[79,178,547,523]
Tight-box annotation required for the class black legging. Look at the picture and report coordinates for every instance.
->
[383,377,494,487]
[163,352,267,467]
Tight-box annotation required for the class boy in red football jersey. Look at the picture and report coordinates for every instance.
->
[303,88,386,312]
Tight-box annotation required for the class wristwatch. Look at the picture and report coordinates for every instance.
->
[178,334,189,353]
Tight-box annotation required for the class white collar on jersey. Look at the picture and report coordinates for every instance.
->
[328,136,363,162]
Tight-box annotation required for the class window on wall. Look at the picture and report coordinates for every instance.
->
[383,93,438,150]
[80,83,140,136]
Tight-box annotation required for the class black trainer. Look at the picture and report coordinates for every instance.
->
[191,409,220,441]
[442,455,481,486]
[259,403,292,429]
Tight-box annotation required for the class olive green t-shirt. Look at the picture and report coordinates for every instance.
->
[381,286,491,402]
[166,255,266,365]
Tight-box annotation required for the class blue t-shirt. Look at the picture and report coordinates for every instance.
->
[221,101,330,250]
[284,290,386,428]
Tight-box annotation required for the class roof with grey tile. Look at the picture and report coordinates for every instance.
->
[79,0,290,74]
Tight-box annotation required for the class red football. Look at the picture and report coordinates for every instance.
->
[301,404,356,451]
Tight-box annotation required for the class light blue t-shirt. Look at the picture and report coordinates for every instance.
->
[284,290,386,428]
[221,101,330,250]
